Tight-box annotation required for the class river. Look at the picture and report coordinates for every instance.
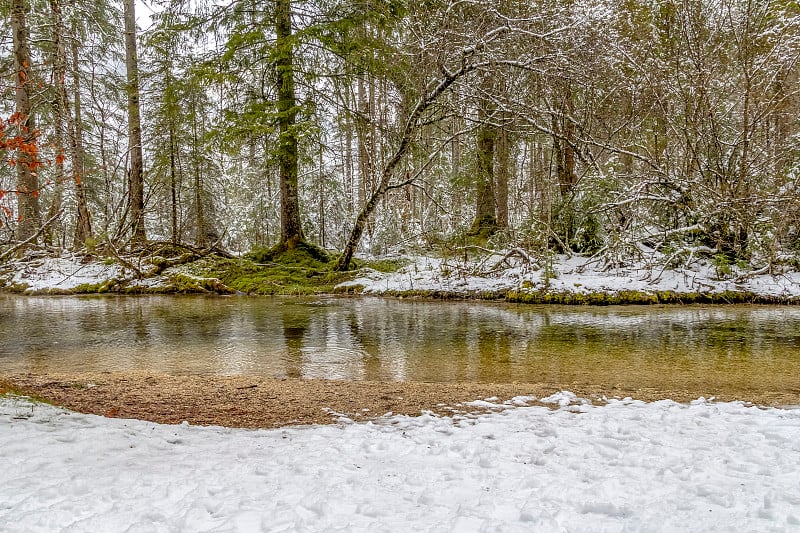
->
[1,295,798,396]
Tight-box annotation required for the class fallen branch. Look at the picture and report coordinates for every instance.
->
[0,210,64,263]
[105,240,144,278]
[735,264,770,283]
[486,247,538,275]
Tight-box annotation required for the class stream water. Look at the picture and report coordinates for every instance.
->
[1,294,798,395]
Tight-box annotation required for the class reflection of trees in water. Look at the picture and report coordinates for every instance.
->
[344,310,384,380]
[4,296,800,389]
[341,301,527,382]
[281,309,310,379]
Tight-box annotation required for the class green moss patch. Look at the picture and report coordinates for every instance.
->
[505,289,794,305]
[182,255,350,295]
[246,240,330,266]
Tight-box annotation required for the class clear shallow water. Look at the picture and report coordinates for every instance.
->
[0,295,799,393]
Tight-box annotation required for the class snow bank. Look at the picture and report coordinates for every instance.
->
[4,256,125,293]
[337,254,800,301]
[2,394,799,531]
[2,250,800,300]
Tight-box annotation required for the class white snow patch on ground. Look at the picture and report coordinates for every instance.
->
[2,250,799,298]
[2,394,799,532]
[5,256,125,292]
[337,253,800,299]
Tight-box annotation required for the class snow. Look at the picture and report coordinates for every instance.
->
[2,249,800,300]
[337,253,800,300]
[2,394,799,532]
[6,257,125,292]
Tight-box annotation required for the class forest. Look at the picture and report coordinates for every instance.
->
[1,0,799,278]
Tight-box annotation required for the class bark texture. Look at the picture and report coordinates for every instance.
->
[12,0,41,243]
[276,0,304,247]
[124,0,146,246]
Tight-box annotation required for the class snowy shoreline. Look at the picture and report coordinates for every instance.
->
[336,254,800,304]
[3,392,799,531]
[2,251,800,303]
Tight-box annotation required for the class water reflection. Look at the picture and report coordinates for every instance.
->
[1,295,799,394]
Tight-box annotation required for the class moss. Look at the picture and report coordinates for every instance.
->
[504,288,792,306]
[0,381,57,407]
[5,282,31,293]
[333,284,365,294]
[183,255,357,295]
[246,240,329,266]
[467,214,498,238]
[167,273,235,294]
[354,258,406,273]
[73,281,116,294]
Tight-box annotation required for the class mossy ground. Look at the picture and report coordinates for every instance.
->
[185,245,404,295]
[0,379,56,407]
[504,289,796,305]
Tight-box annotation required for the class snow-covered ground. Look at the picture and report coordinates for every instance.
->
[2,393,799,532]
[2,250,800,299]
[2,256,126,293]
[338,253,800,300]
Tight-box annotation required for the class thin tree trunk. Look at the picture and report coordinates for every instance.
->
[495,120,510,229]
[318,146,325,248]
[191,98,205,247]
[70,24,92,246]
[343,87,354,217]
[276,0,303,247]
[12,0,40,244]
[123,0,146,246]
[553,116,577,198]
[44,0,67,247]
[450,114,462,224]
[169,120,178,244]
[357,75,371,210]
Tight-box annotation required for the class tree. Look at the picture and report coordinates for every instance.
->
[334,1,564,270]
[275,0,304,249]
[124,0,146,246]
[11,0,40,244]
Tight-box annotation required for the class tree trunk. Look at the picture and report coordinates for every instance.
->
[495,120,510,229]
[553,115,577,198]
[44,0,67,247]
[12,0,41,244]
[450,113,462,224]
[169,120,178,244]
[275,0,304,247]
[191,98,206,247]
[70,19,92,247]
[469,101,497,236]
[123,0,146,246]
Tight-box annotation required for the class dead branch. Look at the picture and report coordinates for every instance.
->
[0,210,64,264]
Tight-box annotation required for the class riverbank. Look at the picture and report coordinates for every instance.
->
[2,249,799,304]
[2,372,798,429]
[3,389,799,532]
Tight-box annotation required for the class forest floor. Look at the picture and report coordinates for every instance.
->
[1,245,800,303]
